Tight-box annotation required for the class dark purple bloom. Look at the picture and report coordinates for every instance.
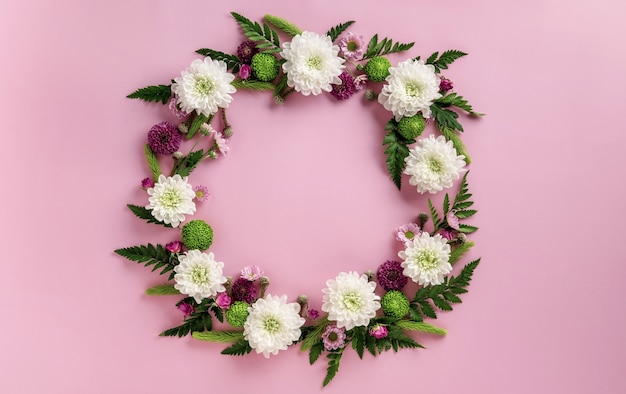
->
[308,309,320,320]
[376,260,408,291]
[237,40,258,64]
[147,121,182,155]
[177,301,194,317]
[439,76,454,93]
[330,71,357,101]
[165,241,183,253]
[239,64,251,80]
[369,324,389,339]
[438,228,457,241]
[230,277,257,304]
[141,177,154,189]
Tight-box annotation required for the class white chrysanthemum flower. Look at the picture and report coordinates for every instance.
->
[172,57,236,117]
[321,271,381,330]
[244,294,305,358]
[280,31,345,96]
[146,174,196,227]
[399,232,452,286]
[174,250,227,303]
[404,135,466,194]
[378,59,442,120]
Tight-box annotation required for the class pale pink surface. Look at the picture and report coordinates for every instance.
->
[1,0,625,393]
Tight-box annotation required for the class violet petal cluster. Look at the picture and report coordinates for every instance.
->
[230,277,257,304]
[330,71,357,101]
[376,260,408,291]
[147,121,182,155]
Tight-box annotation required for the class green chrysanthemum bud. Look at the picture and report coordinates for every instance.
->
[225,301,250,327]
[398,115,426,140]
[251,52,279,82]
[364,56,391,82]
[381,290,410,318]
[181,220,214,251]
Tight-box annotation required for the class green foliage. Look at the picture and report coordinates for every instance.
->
[114,243,177,280]
[126,204,172,228]
[231,80,275,90]
[195,48,241,72]
[439,126,471,164]
[383,121,413,190]
[323,350,343,387]
[126,84,171,104]
[350,326,367,359]
[449,241,474,265]
[396,320,447,336]
[264,14,302,37]
[458,224,479,233]
[144,144,161,181]
[452,172,474,213]
[174,150,204,177]
[192,330,244,343]
[364,34,414,59]
[145,283,180,295]
[160,312,212,337]
[425,50,467,73]
[436,93,483,116]
[309,342,324,365]
[300,317,329,351]
[326,21,355,42]
[431,103,464,132]
[186,113,209,139]
[231,12,281,53]
[428,199,443,233]
[221,339,253,356]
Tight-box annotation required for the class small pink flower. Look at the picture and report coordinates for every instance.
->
[241,265,263,281]
[239,64,251,80]
[214,132,229,156]
[141,177,154,189]
[395,223,421,243]
[446,211,460,230]
[339,32,365,61]
[216,293,232,309]
[369,324,388,339]
[177,301,194,316]
[193,185,211,202]
[165,241,183,253]
[322,324,346,350]
[308,309,320,320]
[439,76,454,93]
[168,96,189,119]
[353,74,368,91]
[437,228,456,241]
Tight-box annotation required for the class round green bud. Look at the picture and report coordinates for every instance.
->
[225,301,250,327]
[381,290,410,318]
[251,52,279,82]
[398,115,426,140]
[181,220,214,251]
[364,56,391,82]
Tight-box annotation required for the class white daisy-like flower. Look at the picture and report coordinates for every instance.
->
[146,174,196,227]
[378,59,442,121]
[174,250,227,303]
[172,57,236,117]
[280,31,345,96]
[321,271,380,330]
[404,135,466,194]
[244,294,305,358]
[399,232,452,286]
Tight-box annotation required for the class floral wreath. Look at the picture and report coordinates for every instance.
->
[115,13,483,387]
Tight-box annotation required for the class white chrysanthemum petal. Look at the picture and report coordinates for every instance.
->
[404,135,466,194]
[378,59,442,121]
[172,58,236,117]
[399,232,452,286]
[280,31,345,96]
[244,294,305,358]
[146,174,196,227]
[174,250,227,303]
[321,271,381,330]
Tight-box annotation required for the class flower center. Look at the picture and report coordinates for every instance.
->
[195,77,215,95]
[341,291,363,312]
[190,265,210,285]
[263,316,281,334]
[405,81,421,97]
[158,188,182,209]
[428,157,443,173]
[405,230,415,239]
[417,250,439,271]
[347,41,358,51]
[307,55,323,70]
[327,331,338,342]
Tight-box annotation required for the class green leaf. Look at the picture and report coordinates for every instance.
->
[408,304,423,322]
[428,199,443,232]
[419,300,437,319]
[436,92,484,116]
[264,14,302,37]
[160,322,191,337]
[301,317,329,351]
[431,103,464,132]
[144,144,161,181]
[425,50,467,73]
[387,326,424,351]
[449,241,475,265]
[364,34,414,59]
[439,126,471,164]
[221,339,253,356]
[231,80,275,90]
[396,320,447,336]
[187,113,209,139]
[450,259,480,289]
[115,243,177,279]
[175,150,204,177]
[125,204,172,228]
[231,12,281,52]
[326,20,355,42]
[309,342,324,365]
[458,224,479,233]
[195,48,241,72]
[351,326,366,359]
[192,330,244,343]
[127,84,171,104]
[145,283,180,295]
[432,295,453,311]
[383,128,412,190]
[323,350,344,387]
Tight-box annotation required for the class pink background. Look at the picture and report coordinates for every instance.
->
[1,0,625,393]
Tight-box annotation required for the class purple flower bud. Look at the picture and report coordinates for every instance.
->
[369,324,389,339]
[439,76,454,93]
[141,177,154,189]
[239,64,251,80]
[177,302,194,317]
[216,293,232,309]
[308,309,320,320]
[165,241,183,253]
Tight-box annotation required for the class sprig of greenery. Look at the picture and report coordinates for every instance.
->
[439,126,471,164]
[186,113,209,139]
[383,120,413,190]
[195,48,241,72]
[264,14,302,37]
[174,150,204,177]
[326,21,355,42]
[221,339,253,356]
[424,50,467,73]
[449,241,474,265]
[192,330,244,343]
[231,12,281,53]
[364,34,414,59]
[301,317,329,351]
[160,312,212,338]
[436,93,484,117]
[395,320,447,335]
[114,243,177,279]
[126,84,171,104]
[431,103,464,132]
[323,349,344,387]
[144,144,161,181]
[231,80,275,90]
[145,283,180,295]
[126,204,172,228]
[428,199,444,233]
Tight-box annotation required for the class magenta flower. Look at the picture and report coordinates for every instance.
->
[147,121,182,155]
[308,309,320,320]
[446,211,460,230]
[239,64,251,80]
[439,76,454,93]
[177,301,195,317]
[339,32,365,61]
[240,265,263,281]
[395,223,421,243]
[216,293,232,309]
[168,95,189,119]
[165,241,183,253]
[230,278,257,304]
[438,228,456,241]
[376,260,408,291]
[141,177,154,189]
[369,324,389,339]
[330,71,357,101]
[237,40,258,64]
[322,324,346,351]
[193,185,211,202]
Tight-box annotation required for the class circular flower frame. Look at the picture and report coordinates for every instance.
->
[116,12,483,387]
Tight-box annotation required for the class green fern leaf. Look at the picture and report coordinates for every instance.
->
[127,84,171,104]
[326,20,355,42]
[125,204,172,227]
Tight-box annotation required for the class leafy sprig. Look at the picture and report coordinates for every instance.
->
[436,93,484,117]
[231,12,281,53]
[160,312,213,338]
[195,48,241,73]
[125,204,172,228]
[173,150,204,177]
[144,144,161,181]
[323,349,344,387]
[264,14,302,37]
[114,243,178,279]
[364,34,414,59]
[326,21,355,42]
[145,283,180,295]
[424,50,467,73]
[221,339,253,356]
[231,80,275,90]
[192,330,244,343]
[383,120,413,190]
[126,84,171,104]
